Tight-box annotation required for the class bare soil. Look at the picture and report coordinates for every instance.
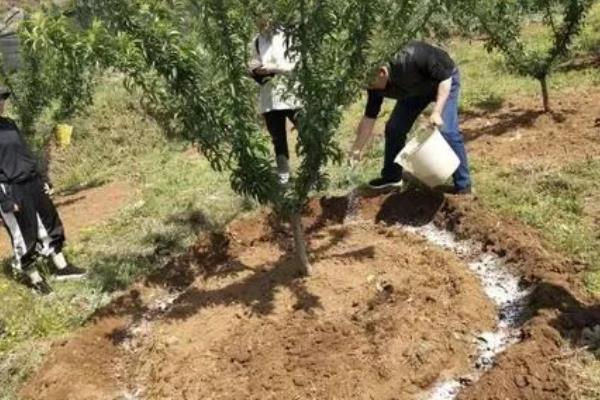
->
[19,186,600,400]
[0,181,134,257]
[462,87,600,168]
[21,211,497,400]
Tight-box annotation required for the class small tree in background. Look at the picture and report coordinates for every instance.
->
[457,0,595,112]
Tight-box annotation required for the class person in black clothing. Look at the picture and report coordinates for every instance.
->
[350,41,472,194]
[0,87,85,294]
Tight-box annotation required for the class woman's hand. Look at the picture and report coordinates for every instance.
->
[248,60,262,71]
[255,63,279,75]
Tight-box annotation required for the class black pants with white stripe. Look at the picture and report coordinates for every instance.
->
[0,176,65,270]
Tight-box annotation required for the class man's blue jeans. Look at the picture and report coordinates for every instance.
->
[381,69,471,190]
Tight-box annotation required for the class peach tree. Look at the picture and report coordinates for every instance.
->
[8,0,433,275]
[453,0,595,112]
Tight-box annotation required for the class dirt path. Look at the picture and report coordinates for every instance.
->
[19,188,600,400]
[0,181,134,257]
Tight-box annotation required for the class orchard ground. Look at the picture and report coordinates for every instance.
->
[1,5,600,400]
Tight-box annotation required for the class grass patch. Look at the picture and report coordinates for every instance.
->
[47,76,170,188]
[472,159,600,292]
[450,38,600,114]
[0,276,102,353]
[0,340,51,400]
[575,2,600,55]
[75,149,242,292]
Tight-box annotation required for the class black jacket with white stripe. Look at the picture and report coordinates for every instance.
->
[0,117,43,212]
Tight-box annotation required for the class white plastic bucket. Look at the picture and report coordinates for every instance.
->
[395,129,460,188]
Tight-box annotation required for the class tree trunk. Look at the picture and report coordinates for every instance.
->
[291,212,312,276]
[540,76,550,112]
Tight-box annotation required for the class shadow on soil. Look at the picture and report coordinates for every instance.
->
[103,188,444,329]
[374,188,445,226]
[556,54,600,73]
[461,107,574,142]
[469,94,506,114]
[53,195,87,208]
[462,109,545,141]
[142,208,224,258]
[163,252,321,320]
[58,178,109,197]
[82,209,230,294]
[152,223,376,322]
[527,282,600,350]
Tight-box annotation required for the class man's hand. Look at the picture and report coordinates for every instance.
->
[429,112,444,128]
[350,116,376,163]
[432,77,452,129]
[44,182,54,196]
[13,204,19,213]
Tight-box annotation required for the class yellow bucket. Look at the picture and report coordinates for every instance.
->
[54,124,73,148]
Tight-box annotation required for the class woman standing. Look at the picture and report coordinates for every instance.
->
[248,14,301,185]
[0,87,85,294]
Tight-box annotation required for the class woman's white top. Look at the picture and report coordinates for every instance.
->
[249,31,301,114]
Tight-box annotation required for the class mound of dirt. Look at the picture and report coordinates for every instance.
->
[21,220,496,400]
[436,196,584,283]
[19,317,127,400]
[433,196,600,400]
[19,186,600,400]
